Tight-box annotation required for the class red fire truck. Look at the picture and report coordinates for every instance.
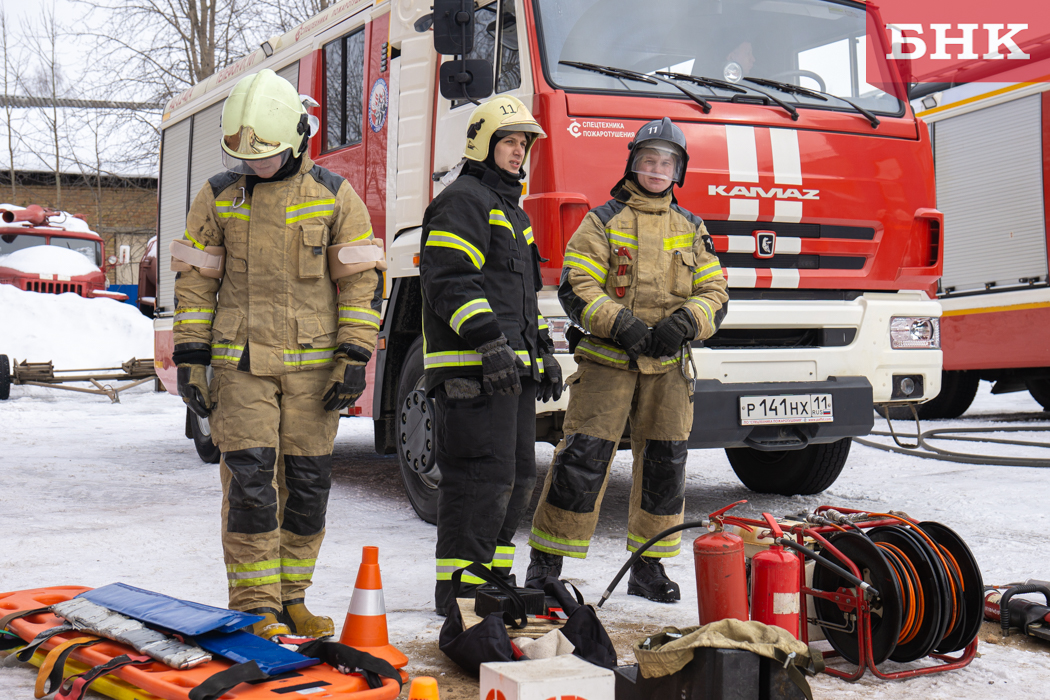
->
[154,0,943,522]
[0,204,125,301]
[908,52,1050,418]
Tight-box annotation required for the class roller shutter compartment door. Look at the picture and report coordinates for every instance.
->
[157,118,191,315]
[935,94,1046,293]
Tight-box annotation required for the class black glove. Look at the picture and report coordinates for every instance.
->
[612,310,652,360]
[177,364,211,418]
[537,353,563,402]
[323,344,371,411]
[478,335,522,396]
[648,309,698,358]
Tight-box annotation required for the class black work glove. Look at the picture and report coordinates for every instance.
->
[537,353,563,403]
[323,344,370,411]
[477,335,522,396]
[612,309,652,360]
[177,364,211,418]
[648,308,698,358]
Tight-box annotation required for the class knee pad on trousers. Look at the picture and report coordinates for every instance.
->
[225,447,279,533]
[640,439,687,516]
[546,433,617,513]
[282,454,332,536]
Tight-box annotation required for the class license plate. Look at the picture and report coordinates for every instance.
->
[739,394,834,425]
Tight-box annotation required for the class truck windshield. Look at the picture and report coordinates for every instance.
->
[0,233,48,257]
[48,236,102,267]
[533,0,903,116]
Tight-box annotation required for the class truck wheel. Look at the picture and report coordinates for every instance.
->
[396,336,440,524]
[186,407,221,464]
[876,370,979,420]
[0,354,10,400]
[725,437,851,496]
[1026,377,1050,411]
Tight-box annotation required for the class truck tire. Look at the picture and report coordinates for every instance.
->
[1026,377,1050,411]
[186,407,221,464]
[0,354,10,400]
[725,437,851,495]
[876,370,979,420]
[396,336,440,524]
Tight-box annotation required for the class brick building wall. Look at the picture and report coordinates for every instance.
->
[0,171,157,285]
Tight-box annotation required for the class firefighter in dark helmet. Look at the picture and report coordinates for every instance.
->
[171,69,382,638]
[526,117,729,602]
[419,95,563,615]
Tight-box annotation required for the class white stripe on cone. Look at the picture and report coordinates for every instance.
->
[348,587,386,616]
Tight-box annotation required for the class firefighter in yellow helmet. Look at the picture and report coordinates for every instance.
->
[419,96,561,614]
[172,69,381,639]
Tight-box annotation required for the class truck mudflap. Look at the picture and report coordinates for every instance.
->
[687,376,873,450]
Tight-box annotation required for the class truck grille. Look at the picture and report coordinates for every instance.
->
[25,280,85,295]
[699,327,857,350]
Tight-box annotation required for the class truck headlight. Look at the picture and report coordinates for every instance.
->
[547,317,571,353]
[890,317,940,349]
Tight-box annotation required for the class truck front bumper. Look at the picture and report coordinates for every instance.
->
[687,376,874,450]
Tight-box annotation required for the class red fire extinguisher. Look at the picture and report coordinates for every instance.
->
[693,501,750,625]
[750,513,801,638]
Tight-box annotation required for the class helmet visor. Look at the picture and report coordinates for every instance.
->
[631,141,684,189]
[221,149,291,177]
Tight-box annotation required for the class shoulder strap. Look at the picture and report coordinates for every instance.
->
[208,171,241,198]
[309,165,347,196]
[670,203,704,228]
[451,563,529,630]
[591,199,627,227]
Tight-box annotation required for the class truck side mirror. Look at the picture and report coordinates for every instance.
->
[433,0,474,55]
[439,59,493,100]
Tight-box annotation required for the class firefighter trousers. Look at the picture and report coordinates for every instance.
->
[433,378,537,614]
[210,366,340,612]
[529,359,691,560]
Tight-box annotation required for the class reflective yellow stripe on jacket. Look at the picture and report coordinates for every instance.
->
[425,231,485,270]
[215,201,250,222]
[564,252,608,285]
[450,298,494,334]
[283,347,336,366]
[286,199,335,225]
[339,306,381,330]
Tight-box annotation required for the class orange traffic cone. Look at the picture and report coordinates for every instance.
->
[408,676,440,700]
[339,546,409,671]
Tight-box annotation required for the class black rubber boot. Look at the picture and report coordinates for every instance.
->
[627,556,681,603]
[525,548,563,589]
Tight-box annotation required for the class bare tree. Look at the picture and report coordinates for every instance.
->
[20,3,67,207]
[0,8,24,200]
[256,0,331,35]
[74,1,257,105]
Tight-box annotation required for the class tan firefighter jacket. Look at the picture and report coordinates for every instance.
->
[173,157,380,376]
[560,181,729,374]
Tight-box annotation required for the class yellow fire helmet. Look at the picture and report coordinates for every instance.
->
[220,69,319,175]
[463,95,546,162]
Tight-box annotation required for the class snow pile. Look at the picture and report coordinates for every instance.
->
[0,283,153,368]
[0,245,99,276]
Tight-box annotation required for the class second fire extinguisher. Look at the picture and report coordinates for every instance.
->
[750,513,801,638]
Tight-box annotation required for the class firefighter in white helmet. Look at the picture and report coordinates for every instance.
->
[419,96,562,614]
[525,118,729,602]
[172,69,381,639]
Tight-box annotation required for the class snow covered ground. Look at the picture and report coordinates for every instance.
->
[2,285,1050,699]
